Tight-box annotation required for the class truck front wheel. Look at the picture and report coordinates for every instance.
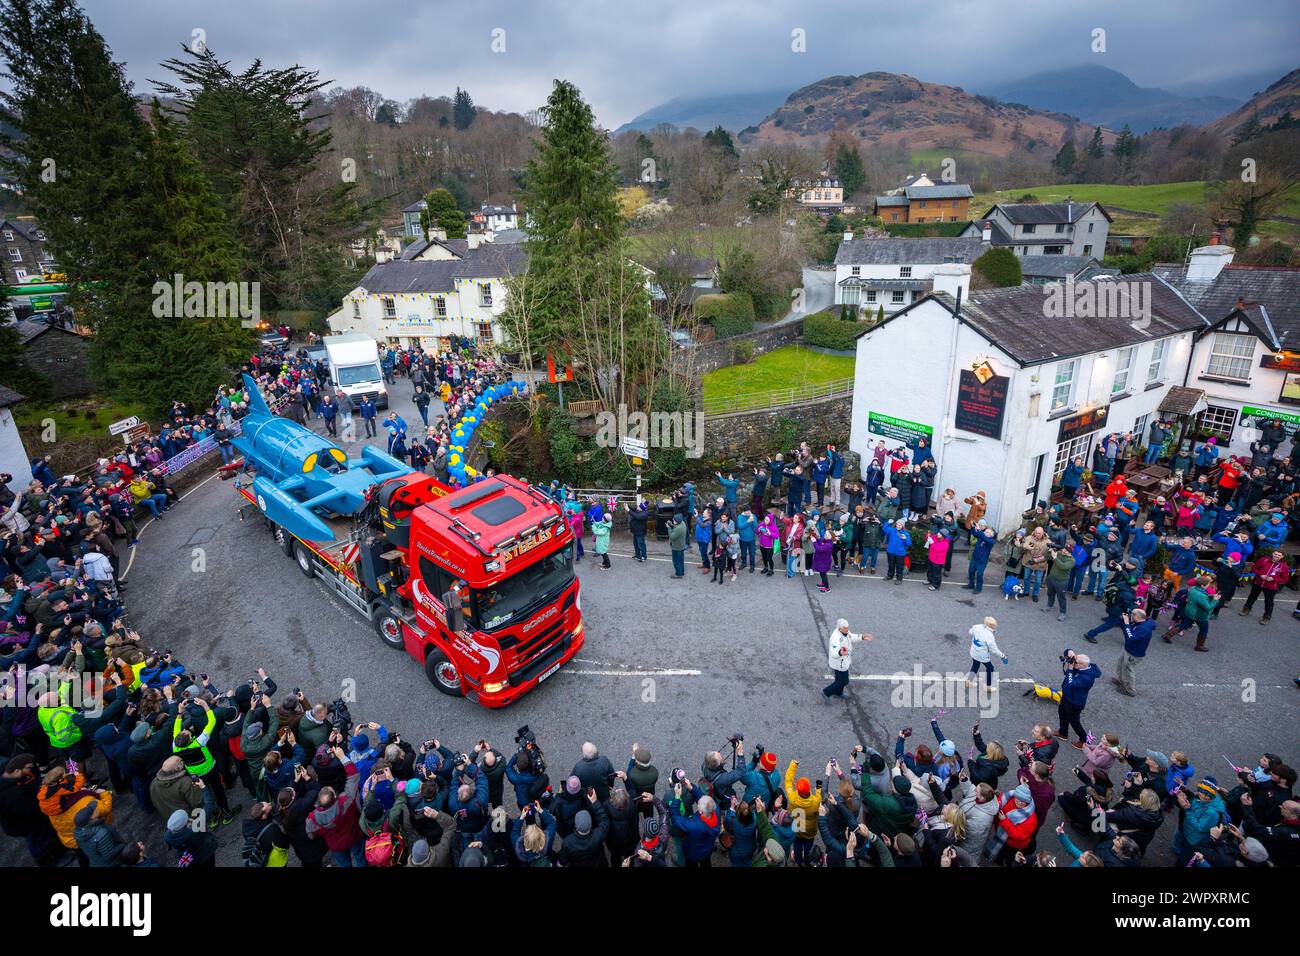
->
[292,541,315,578]
[372,605,405,650]
[424,649,464,697]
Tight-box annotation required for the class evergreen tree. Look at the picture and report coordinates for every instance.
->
[1052,138,1077,177]
[703,125,737,158]
[453,87,476,130]
[1085,126,1105,159]
[420,187,467,239]
[972,247,1022,288]
[375,101,400,127]
[507,80,650,393]
[0,0,247,409]
[834,142,866,196]
[155,47,370,313]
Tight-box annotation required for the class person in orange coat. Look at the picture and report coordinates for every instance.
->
[37,766,113,864]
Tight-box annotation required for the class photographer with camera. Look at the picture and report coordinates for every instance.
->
[1057,649,1102,749]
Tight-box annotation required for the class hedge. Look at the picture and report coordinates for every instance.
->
[804,310,864,351]
[694,292,755,339]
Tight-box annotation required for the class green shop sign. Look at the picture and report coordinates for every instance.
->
[1241,405,1300,427]
[868,412,934,445]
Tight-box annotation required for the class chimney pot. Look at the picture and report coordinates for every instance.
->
[1209,233,1219,246]
[1236,297,1246,310]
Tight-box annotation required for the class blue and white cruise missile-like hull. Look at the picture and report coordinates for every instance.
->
[232,374,412,542]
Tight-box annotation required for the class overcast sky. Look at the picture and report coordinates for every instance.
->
[82,0,1298,126]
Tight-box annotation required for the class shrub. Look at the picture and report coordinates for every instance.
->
[694,292,755,339]
[804,310,863,351]
[731,339,756,364]
[973,247,1022,288]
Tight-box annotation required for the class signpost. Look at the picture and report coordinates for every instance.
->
[108,416,142,437]
[621,436,649,503]
[122,424,151,445]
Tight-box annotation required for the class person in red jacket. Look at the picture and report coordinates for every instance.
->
[1240,551,1290,623]
[305,748,366,866]
[987,782,1039,865]
[1216,458,1244,506]
[1103,477,1128,511]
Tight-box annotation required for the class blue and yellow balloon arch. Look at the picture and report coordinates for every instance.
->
[446,380,528,485]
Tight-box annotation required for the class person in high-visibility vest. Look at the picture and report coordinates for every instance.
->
[36,692,83,762]
[172,697,239,827]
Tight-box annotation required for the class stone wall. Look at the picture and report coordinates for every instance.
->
[677,318,805,376]
[23,329,93,398]
[703,394,856,475]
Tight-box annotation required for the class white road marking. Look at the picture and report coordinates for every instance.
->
[121,468,225,579]
[562,669,702,677]
[837,673,1034,684]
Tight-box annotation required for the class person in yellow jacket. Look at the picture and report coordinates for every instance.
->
[37,766,112,861]
[784,758,822,866]
[128,476,170,520]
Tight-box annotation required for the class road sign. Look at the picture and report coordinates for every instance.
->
[109,416,142,436]
[621,435,648,458]
[122,424,151,445]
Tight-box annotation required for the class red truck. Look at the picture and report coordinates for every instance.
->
[235,471,584,707]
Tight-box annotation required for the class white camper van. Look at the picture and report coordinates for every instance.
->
[323,333,388,409]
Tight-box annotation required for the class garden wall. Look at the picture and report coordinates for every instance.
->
[677,318,805,376]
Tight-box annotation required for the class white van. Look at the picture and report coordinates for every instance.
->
[323,333,388,409]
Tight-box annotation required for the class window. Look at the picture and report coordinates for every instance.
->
[1133,413,1150,447]
[1083,244,1093,256]
[1022,224,1036,234]
[1053,434,1093,481]
[476,322,493,345]
[851,266,861,276]
[865,290,877,303]
[1,230,11,240]
[352,300,361,320]
[919,200,927,208]
[434,296,447,317]
[842,285,860,305]
[1055,224,1066,233]
[1147,338,1168,384]
[1206,332,1255,381]
[899,266,912,278]
[382,297,396,318]
[14,268,27,282]
[1043,245,1065,256]
[35,231,45,241]
[1112,346,1135,395]
[891,290,906,304]
[1195,405,1238,442]
[1088,222,1095,233]
[1026,453,1046,498]
[1051,358,1078,410]
[951,199,958,208]
[7,248,20,262]
[478,282,493,307]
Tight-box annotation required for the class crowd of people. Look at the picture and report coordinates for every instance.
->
[1,336,1295,869]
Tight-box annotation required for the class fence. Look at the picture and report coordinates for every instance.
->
[701,377,854,416]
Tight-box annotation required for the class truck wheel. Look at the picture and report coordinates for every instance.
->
[372,605,405,650]
[292,541,315,578]
[424,649,464,697]
[275,525,294,558]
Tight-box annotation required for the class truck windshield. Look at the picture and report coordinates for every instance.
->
[474,546,574,631]
[336,363,381,387]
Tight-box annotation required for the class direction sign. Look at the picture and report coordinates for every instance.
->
[621,435,648,458]
[109,416,142,436]
[122,424,151,445]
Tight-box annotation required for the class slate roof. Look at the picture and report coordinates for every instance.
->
[402,199,427,214]
[0,219,43,241]
[981,201,1112,225]
[835,236,985,266]
[859,273,1211,367]
[1151,263,1300,350]
[874,196,909,208]
[838,277,930,291]
[960,219,1014,245]
[1018,255,1101,279]
[904,184,973,200]
[480,204,516,217]
[0,385,25,408]
[450,243,527,280]
[1159,385,1208,416]
[359,242,528,294]
[491,228,527,244]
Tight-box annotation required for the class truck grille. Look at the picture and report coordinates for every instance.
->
[508,635,572,687]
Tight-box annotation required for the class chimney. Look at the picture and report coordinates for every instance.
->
[1208,232,1219,246]
[980,220,992,244]
[1186,244,1235,283]
[467,233,484,250]
[1236,297,1247,312]
[931,263,971,301]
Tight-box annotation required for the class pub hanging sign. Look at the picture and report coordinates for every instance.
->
[954,367,1010,439]
[1057,404,1110,443]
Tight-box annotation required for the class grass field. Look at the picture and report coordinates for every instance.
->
[702,344,854,403]
[14,394,150,441]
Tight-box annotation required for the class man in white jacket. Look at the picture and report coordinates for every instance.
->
[823,618,872,701]
[965,616,1008,688]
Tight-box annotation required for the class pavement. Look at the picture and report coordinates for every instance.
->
[8,368,1297,866]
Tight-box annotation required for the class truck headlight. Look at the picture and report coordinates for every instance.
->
[482,680,508,694]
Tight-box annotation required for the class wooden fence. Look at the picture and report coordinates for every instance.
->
[701,377,854,416]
